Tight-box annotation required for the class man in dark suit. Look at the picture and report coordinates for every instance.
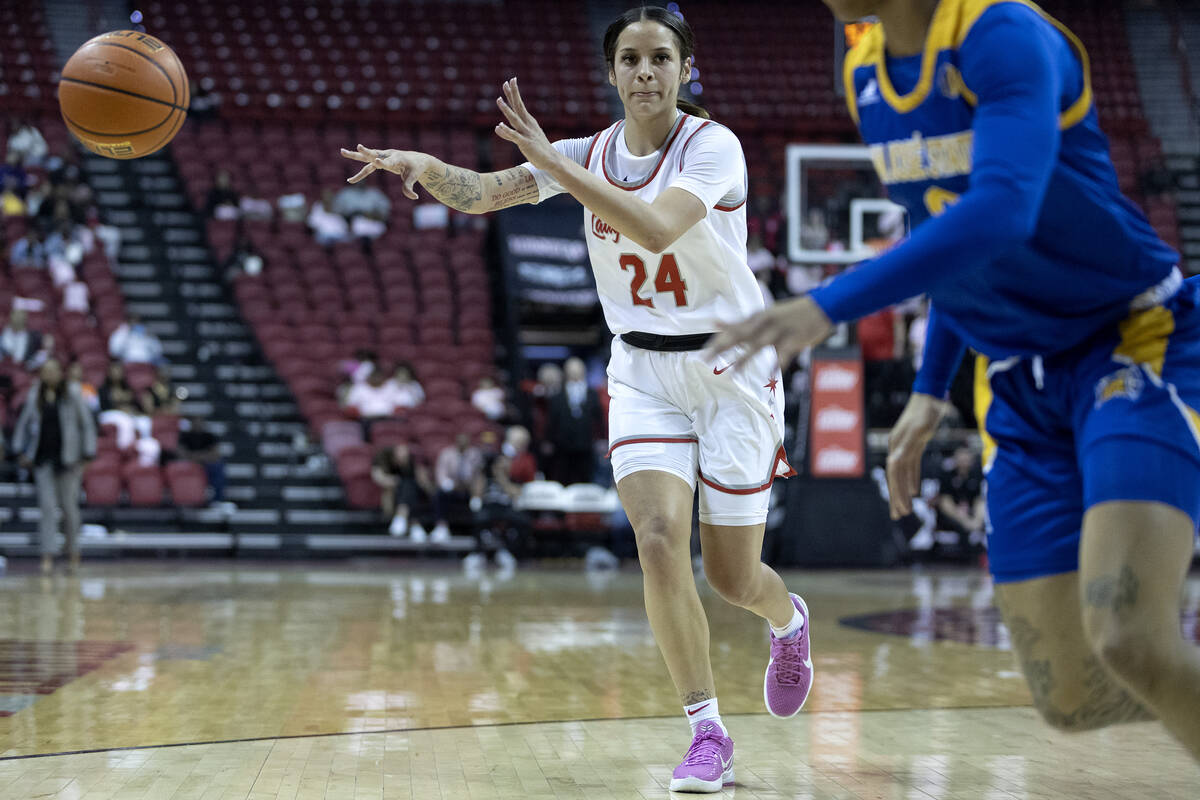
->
[546,357,602,486]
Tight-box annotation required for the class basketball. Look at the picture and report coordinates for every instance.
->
[58,29,189,160]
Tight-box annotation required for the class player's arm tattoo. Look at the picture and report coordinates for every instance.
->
[420,163,485,213]
[484,166,541,211]
[1084,566,1139,614]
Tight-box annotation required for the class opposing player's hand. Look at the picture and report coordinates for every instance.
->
[885,392,949,519]
[494,78,560,173]
[340,145,434,199]
[705,295,834,373]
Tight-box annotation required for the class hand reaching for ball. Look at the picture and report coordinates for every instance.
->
[340,145,436,200]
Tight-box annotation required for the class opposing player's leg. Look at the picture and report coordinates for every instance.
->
[980,356,1153,731]
[1078,500,1200,758]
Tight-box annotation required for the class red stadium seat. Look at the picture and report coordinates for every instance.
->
[83,465,123,506]
[124,465,165,507]
[166,461,209,506]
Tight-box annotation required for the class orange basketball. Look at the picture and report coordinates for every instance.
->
[58,30,189,160]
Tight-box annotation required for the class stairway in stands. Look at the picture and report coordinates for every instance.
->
[78,150,384,535]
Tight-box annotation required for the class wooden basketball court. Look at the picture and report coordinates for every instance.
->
[0,563,1196,798]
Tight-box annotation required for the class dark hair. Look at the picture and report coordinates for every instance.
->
[602,6,710,120]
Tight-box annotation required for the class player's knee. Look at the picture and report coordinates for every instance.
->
[1083,610,1156,687]
[702,562,756,607]
[633,517,686,570]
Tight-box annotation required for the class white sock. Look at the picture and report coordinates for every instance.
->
[770,597,805,639]
[684,697,725,735]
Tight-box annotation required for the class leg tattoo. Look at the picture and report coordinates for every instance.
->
[1084,566,1139,615]
[681,690,714,706]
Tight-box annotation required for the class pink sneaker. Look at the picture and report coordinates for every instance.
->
[669,721,734,793]
[764,593,813,718]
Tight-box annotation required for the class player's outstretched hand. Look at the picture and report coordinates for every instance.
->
[340,144,435,199]
[494,77,560,172]
[885,392,950,519]
[705,295,834,373]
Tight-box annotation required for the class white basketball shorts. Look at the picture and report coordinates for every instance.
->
[606,337,795,526]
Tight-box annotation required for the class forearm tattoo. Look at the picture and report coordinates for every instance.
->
[420,163,484,212]
[487,166,541,210]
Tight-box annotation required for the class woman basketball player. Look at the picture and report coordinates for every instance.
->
[343,6,812,792]
[711,0,1200,763]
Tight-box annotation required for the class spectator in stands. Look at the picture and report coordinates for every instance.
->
[536,362,563,397]
[188,79,220,122]
[0,309,43,368]
[0,173,24,217]
[277,192,308,223]
[68,361,99,414]
[503,424,537,485]
[204,170,240,219]
[308,189,350,246]
[141,365,181,416]
[746,233,776,307]
[6,118,47,167]
[859,306,912,428]
[371,443,433,539]
[26,333,55,372]
[0,152,27,199]
[936,446,986,545]
[343,366,399,429]
[799,207,830,252]
[12,357,96,576]
[333,183,391,221]
[471,375,507,421]
[44,218,86,270]
[177,416,226,504]
[98,360,153,450]
[339,348,377,386]
[546,357,601,486]
[433,433,485,543]
[108,314,164,365]
[387,362,425,409]
[10,229,46,269]
[475,429,531,566]
[222,234,264,280]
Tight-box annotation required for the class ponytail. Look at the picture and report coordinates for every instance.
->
[676,99,710,120]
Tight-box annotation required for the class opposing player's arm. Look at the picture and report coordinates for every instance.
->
[340,146,539,214]
[806,6,1065,324]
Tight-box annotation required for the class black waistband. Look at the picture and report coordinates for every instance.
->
[620,331,714,352]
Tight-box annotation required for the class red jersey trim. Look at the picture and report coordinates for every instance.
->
[583,133,601,170]
[697,446,796,495]
[602,115,690,191]
[676,120,713,172]
[713,198,747,212]
[606,435,698,458]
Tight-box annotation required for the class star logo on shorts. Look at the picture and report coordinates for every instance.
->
[764,376,778,396]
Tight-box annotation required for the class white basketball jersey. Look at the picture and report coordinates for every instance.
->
[525,113,764,335]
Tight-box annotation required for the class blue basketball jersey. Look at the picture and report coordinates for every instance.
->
[836,0,1178,359]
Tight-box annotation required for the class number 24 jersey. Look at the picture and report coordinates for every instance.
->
[523,113,765,336]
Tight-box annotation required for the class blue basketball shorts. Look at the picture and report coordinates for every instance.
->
[976,270,1200,583]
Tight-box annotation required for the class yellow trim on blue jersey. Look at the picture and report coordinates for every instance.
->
[973,355,998,473]
[841,0,1092,130]
[1114,305,1175,376]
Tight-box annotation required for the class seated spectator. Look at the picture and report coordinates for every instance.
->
[333,183,390,221]
[307,189,350,246]
[10,230,46,269]
[388,362,425,409]
[6,118,47,167]
[476,432,532,564]
[141,365,181,416]
[502,425,537,485]
[433,433,485,543]
[26,333,55,372]
[0,309,43,367]
[936,446,986,544]
[222,234,264,279]
[343,366,399,422]
[205,170,240,219]
[178,416,226,504]
[188,79,220,122]
[277,192,308,223]
[23,180,52,218]
[470,375,506,421]
[108,314,164,365]
[339,348,377,385]
[371,443,434,539]
[98,361,154,451]
[0,173,24,216]
[68,361,99,414]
